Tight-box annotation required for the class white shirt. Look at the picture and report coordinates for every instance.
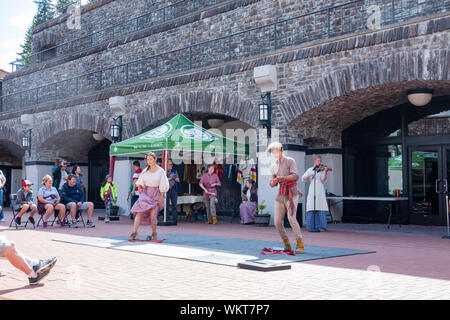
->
[136,166,169,193]
[59,170,68,190]
[302,167,326,182]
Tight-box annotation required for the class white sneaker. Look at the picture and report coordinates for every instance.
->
[0,218,5,222]
[105,217,110,223]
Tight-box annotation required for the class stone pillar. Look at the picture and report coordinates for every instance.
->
[257,141,307,226]
[24,161,55,200]
[11,168,23,194]
[305,149,343,222]
[113,158,134,216]
[284,145,307,226]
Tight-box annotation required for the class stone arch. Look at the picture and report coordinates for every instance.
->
[125,90,258,138]
[35,112,111,147]
[0,125,23,147]
[282,49,450,147]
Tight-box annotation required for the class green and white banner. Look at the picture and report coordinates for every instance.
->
[110,114,248,157]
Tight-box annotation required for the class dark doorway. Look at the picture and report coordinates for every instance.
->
[88,139,111,208]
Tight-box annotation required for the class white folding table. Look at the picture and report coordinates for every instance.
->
[326,196,409,228]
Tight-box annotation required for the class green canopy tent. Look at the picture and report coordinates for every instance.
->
[109,113,249,224]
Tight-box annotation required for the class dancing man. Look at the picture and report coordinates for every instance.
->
[268,142,304,254]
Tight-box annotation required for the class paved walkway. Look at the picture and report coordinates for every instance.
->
[0,208,449,300]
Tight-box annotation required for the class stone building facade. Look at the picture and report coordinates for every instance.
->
[0,0,449,224]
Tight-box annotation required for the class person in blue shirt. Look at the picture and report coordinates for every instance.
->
[166,160,180,225]
[60,175,95,228]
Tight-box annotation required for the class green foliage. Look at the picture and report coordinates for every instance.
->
[34,0,55,25]
[55,0,74,14]
[16,0,56,68]
[255,200,270,215]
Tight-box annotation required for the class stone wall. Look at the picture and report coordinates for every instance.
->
[2,15,448,149]
[7,0,447,96]
[0,1,448,163]
[408,116,450,136]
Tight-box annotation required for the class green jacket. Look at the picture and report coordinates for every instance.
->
[100,182,117,202]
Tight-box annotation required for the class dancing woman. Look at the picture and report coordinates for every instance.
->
[129,152,169,241]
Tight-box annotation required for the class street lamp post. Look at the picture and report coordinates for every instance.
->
[110,116,123,142]
[254,65,277,142]
[258,92,272,139]
[22,129,32,157]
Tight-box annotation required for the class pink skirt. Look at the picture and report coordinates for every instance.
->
[240,201,257,224]
[131,186,161,225]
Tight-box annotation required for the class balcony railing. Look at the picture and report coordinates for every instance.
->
[9,0,229,72]
[1,0,449,113]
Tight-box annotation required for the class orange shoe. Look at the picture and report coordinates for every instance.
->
[206,218,213,224]
[296,239,305,254]
[283,238,292,251]
[212,217,218,224]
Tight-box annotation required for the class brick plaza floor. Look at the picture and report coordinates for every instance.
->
[0,208,449,300]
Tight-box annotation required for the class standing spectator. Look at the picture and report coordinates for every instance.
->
[60,175,95,228]
[240,179,258,224]
[37,175,66,228]
[0,169,5,222]
[100,174,117,223]
[52,160,69,191]
[129,152,169,241]
[199,164,221,225]
[14,180,37,227]
[166,159,180,225]
[130,161,142,220]
[0,234,57,285]
[72,164,86,196]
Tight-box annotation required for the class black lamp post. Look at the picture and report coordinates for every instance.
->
[110,116,123,142]
[22,129,31,157]
[258,92,272,139]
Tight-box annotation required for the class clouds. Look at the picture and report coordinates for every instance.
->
[0,0,36,71]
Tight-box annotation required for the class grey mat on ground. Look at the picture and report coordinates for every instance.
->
[53,233,375,267]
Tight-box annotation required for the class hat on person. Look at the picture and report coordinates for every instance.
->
[105,174,112,179]
[22,180,33,187]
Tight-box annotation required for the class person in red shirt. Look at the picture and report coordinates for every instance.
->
[129,161,142,220]
[199,164,221,224]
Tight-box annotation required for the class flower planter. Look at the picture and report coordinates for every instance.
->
[110,206,119,217]
[254,214,270,226]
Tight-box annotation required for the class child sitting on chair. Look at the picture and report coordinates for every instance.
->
[14,180,37,227]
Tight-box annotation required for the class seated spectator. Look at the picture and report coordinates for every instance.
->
[0,233,57,285]
[240,179,258,224]
[60,175,95,228]
[37,175,67,228]
[14,180,37,227]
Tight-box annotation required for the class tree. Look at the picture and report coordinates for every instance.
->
[55,0,74,15]
[33,0,55,25]
[16,1,55,68]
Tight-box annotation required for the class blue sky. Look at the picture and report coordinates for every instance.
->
[0,0,91,72]
[0,0,36,72]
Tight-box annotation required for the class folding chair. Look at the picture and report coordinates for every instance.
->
[36,203,62,228]
[8,194,32,229]
[62,205,85,227]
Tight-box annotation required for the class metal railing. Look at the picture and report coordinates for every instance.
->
[10,0,229,72]
[2,0,449,113]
